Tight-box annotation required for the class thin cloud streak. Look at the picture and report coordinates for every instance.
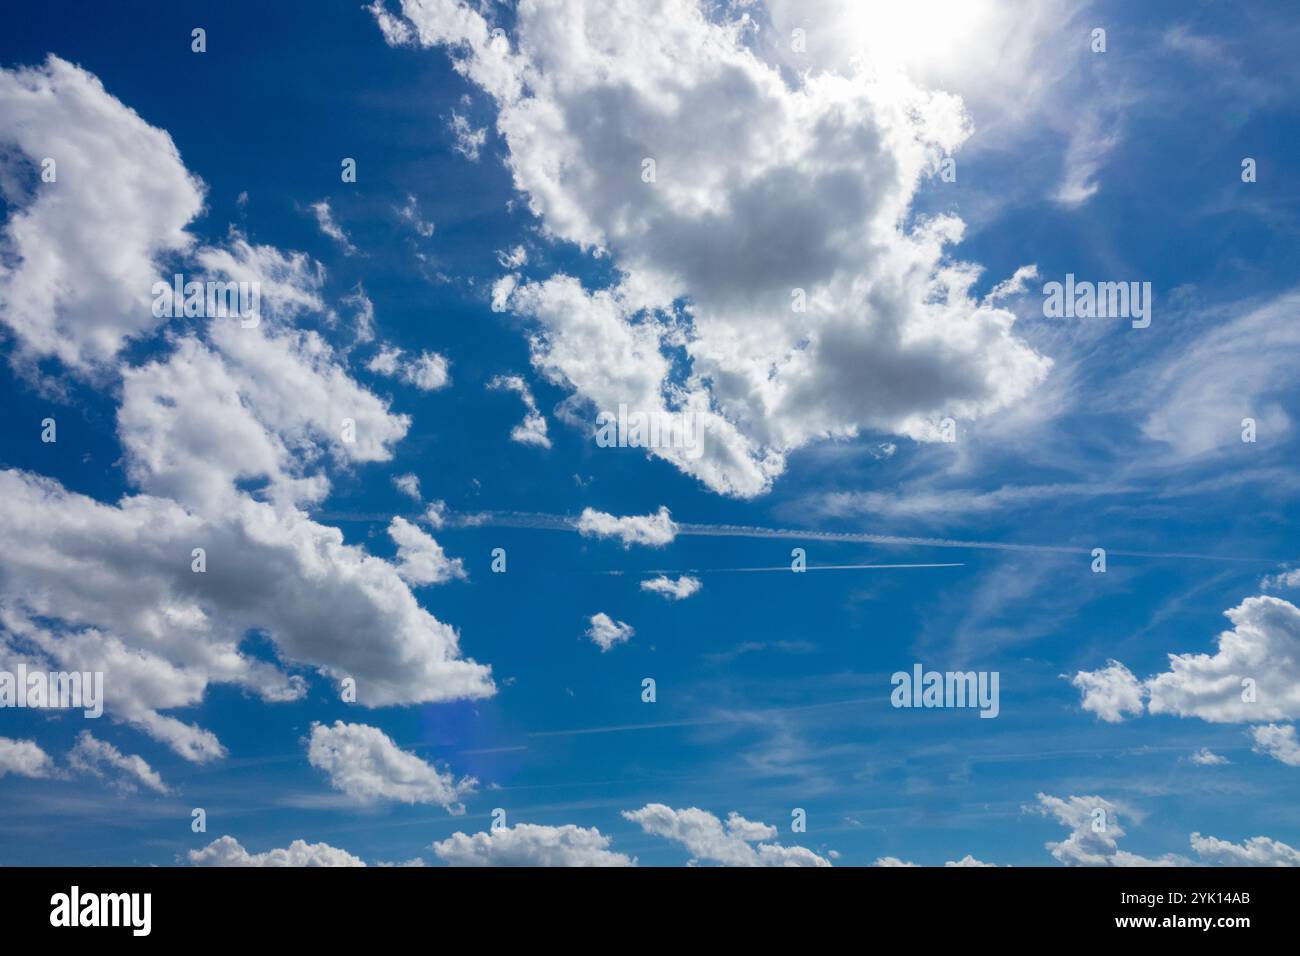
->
[618,563,965,575]
[438,511,1274,565]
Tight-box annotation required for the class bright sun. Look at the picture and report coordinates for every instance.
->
[843,0,999,76]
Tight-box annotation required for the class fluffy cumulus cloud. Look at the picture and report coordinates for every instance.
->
[188,835,366,867]
[1070,660,1145,723]
[0,58,495,764]
[393,472,422,500]
[640,575,702,601]
[875,855,994,867]
[424,500,448,528]
[371,0,1052,498]
[1,599,226,763]
[432,823,634,866]
[405,351,451,389]
[1250,723,1300,767]
[577,506,677,548]
[368,344,451,390]
[0,55,205,371]
[306,721,476,811]
[66,731,169,794]
[1071,596,1300,727]
[1190,832,1300,867]
[1147,597,1300,723]
[487,374,550,448]
[0,467,493,759]
[585,613,633,652]
[0,736,55,779]
[1030,794,1183,867]
[623,804,831,866]
[1189,748,1230,766]
[1262,568,1300,591]
[118,320,409,512]
[388,516,467,586]
[1034,794,1300,867]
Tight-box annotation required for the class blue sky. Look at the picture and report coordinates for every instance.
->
[1,0,1299,867]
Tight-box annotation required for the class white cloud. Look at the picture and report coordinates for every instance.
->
[307,720,475,811]
[433,822,634,867]
[368,344,451,390]
[577,506,677,548]
[1034,794,1300,867]
[487,374,550,448]
[368,344,402,376]
[585,613,633,653]
[1069,660,1145,723]
[984,264,1042,305]
[388,516,467,586]
[367,0,415,46]
[817,480,1125,523]
[343,285,376,344]
[449,111,487,162]
[623,804,831,867]
[1190,832,1300,866]
[406,350,452,390]
[66,730,169,794]
[497,245,527,268]
[640,575,702,601]
[309,199,356,254]
[0,54,496,767]
[1189,748,1230,766]
[1146,597,1300,723]
[1052,113,1117,207]
[119,326,404,511]
[1250,723,1300,767]
[0,736,55,779]
[490,274,516,313]
[193,232,326,319]
[374,0,1052,498]
[393,473,422,501]
[887,799,1300,868]
[875,854,994,867]
[1030,793,1183,867]
[0,465,486,699]
[189,835,366,867]
[0,462,492,760]
[1,600,229,763]
[424,500,448,529]
[396,193,435,237]
[1161,25,1230,64]
[1140,292,1300,460]
[1072,596,1300,725]
[1261,568,1300,591]
[0,55,205,371]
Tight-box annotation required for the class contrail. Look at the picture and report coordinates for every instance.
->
[610,563,964,575]
[310,508,1271,564]
[445,510,1271,564]
[527,695,889,738]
